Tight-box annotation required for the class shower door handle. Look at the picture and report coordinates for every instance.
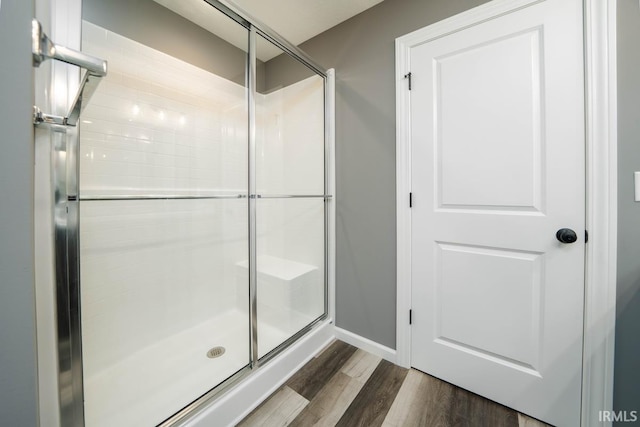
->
[31,19,108,127]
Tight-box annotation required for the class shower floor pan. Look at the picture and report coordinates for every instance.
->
[83,309,302,427]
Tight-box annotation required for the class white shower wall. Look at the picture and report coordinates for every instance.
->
[256,76,325,195]
[80,22,248,197]
[80,21,249,376]
[255,74,325,353]
[79,21,325,426]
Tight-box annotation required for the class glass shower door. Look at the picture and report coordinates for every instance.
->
[254,35,327,358]
[78,4,250,426]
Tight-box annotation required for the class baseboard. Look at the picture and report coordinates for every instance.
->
[334,326,397,364]
[184,321,335,427]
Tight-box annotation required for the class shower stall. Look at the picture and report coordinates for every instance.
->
[35,1,334,425]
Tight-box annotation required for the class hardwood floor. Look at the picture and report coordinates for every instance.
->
[237,341,551,427]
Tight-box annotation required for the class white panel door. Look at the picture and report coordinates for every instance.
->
[410,1,585,426]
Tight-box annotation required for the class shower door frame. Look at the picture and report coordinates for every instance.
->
[44,0,336,425]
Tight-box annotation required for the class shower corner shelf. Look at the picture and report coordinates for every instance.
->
[31,19,108,128]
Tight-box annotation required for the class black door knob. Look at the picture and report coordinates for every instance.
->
[556,228,578,244]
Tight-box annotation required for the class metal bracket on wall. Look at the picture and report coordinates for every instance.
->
[31,19,107,127]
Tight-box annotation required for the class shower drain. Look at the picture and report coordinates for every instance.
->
[206,346,226,359]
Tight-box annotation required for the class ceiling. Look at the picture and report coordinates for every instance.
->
[153,0,384,61]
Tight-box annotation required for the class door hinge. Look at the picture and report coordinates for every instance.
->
[409,309,412,325]
[409,192,413,208]
[404,72,412,90]
[585,230,589,243]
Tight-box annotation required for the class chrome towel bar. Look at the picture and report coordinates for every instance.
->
[32,19,107,127]
[77,194,334,202]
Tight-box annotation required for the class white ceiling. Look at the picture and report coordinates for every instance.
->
[153,0,384,61]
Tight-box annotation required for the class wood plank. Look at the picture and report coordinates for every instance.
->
[290,350,381,427]
[382,369,455,427]
[384,369,518,427]
[382,369,431,427]
[336,359,408,427]
[518,413,551,427]
[447,381,519,427]
[286,340,358,401]
[289,372,363,427]
[236,386,308,427]
[341,349,381,383]
[237,342,535,427]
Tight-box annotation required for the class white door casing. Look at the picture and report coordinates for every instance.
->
[409,0,584,424]
[396,0,618,426]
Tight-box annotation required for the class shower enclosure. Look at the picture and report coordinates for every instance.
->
[42,1,334,425]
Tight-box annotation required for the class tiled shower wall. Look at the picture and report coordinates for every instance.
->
[80,22,247,196]
[256,76,325,274]
[79,21,324,375]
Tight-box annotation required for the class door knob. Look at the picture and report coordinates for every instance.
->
[556,228,578,244]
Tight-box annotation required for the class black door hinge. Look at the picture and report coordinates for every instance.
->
[409,192,413,208]
[585,230,589,243]
[404,72,412,90]
[409,309,412,325]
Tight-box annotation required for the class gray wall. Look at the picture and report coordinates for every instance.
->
[614,0,640,418]
[82,0,266,88]
[263,51,315,93]
[0,0,39,425]
[266,0,489,348]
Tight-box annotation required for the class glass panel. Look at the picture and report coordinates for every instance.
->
[79,2,248,425]
[254,36,326,358]
[79,20,248,198]
[256,198,325,357]
[79,200,248,425]
[256,35,325,196]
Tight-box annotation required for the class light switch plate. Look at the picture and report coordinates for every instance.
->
[635,172,640,202]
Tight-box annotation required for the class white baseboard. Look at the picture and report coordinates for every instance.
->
[185,321,335,427]
[333,326,397,364]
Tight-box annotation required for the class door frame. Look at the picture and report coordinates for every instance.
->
[395,0,618,425]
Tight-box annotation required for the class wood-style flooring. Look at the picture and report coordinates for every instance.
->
[237,340,551,427]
